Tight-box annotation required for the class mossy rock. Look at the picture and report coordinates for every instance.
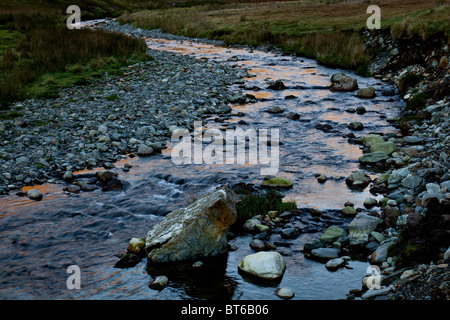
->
[261,177,293,189]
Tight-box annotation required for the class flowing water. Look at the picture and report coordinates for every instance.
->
[0,32,403,300]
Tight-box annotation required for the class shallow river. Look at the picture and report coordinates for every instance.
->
[0,30,403,300]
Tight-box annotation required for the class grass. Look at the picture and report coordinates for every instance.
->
[234,189,297,226]
[0,11,149,107]
[120,0,450,75]
[405,92,430,111]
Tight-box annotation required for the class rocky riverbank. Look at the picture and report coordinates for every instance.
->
[0,33,248,195]
[335,28,450,299]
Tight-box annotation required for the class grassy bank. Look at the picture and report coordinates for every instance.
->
[0,3,151,108]
[120,0,450,75]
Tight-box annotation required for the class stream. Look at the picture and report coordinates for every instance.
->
[0,25,403,300]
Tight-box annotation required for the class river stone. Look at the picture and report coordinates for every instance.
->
[342,206,357,216]
[345,170,370,188]
[364,197,378,208]
[280,227,301,239]
[330,73,358,91]
[347,213,383,246]
[325,258,345,269]
[401,174,423,189]
[359,151,389,164]
[369,241,395,264]
[267,80,286,90]
[275,287,295,299]
[362,134,385,147]
[388,167,410,185]
[96,170,117,184]
[149,275,168,291]
[348,122,364,131]
[127,237,146,255]
[145,185,239,263]
[267,106,283,114]
[27,189,43,201]
[137,144,153,156]
[311,247,340,259]
[320,226,346,243]
[370,142,396,155]
[261,177,293,189]
[238,251,286,280]
[243,218,270,233]
[355,86,375,99]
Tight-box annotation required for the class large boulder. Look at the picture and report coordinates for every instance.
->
[238,251,286,281]
[347,213,383,246]
[145,185,240,264]
[330,72,358,91]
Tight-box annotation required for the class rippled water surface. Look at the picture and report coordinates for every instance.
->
[0,31,403,300]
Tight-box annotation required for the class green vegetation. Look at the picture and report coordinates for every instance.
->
[405,92,430,111]
[105,93,120,101]
[0,109,23,120]
[0,5,150,107]
[234,189,297,225]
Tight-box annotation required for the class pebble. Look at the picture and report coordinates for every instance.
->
[275,287,295,299]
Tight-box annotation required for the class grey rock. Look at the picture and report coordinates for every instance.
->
[388,167,410,185]
[137,144,153,156]
[275,287,295,299]
[355,87,375,99]
[369,241,395,264]
[401,174,423,189]
[348,122,364,131]
[346,170,370,188]
[27,189,43,201]
[280,227,301,239]
[359,152,389,164]
[311,248,340,259]
[330,73,358,91]
[145,186,239,263]
[325,258,345,269]
[348,213,383,246]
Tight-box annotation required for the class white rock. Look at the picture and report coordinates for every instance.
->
[238,251,286,280]
[275,287,295,299]
[325,258,345,269]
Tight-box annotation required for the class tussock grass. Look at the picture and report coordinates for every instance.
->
[0,12,148,106]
